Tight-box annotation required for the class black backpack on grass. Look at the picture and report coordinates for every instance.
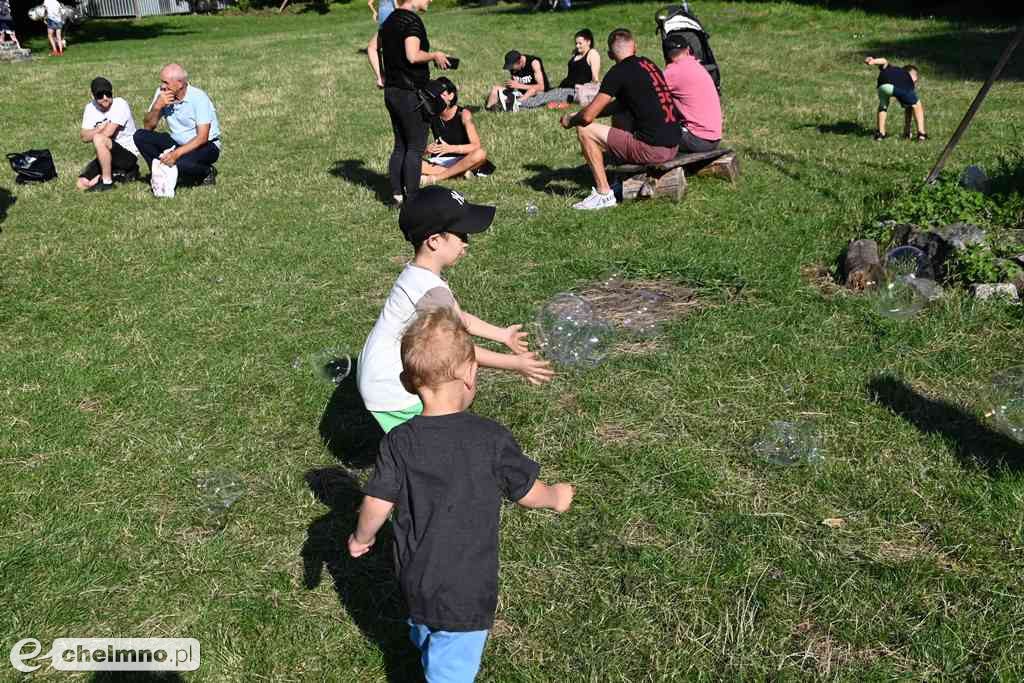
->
[656,4,721,93]
[7,149,58,184]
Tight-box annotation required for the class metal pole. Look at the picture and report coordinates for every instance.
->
[924,22,1024,184]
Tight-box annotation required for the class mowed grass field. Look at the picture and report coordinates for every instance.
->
[2,2,1024,680]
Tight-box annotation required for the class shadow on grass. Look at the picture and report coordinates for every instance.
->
[319,360,383,469]
[868,374,1024,474]
[0,187,14,230]
[522,162,590,196]
[301,467,422,682]
[858,28,1024,82]
[745,148,843,201]
[66,21,197,45]
[799,120,875,138]
[329,159,391,203]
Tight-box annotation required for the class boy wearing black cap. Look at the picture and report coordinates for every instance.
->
[357,186,553,433]
[76,77,140,192]
[485,50,550,112]
[350,306,574,682]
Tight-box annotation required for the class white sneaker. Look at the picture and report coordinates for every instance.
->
[572,187,617,210]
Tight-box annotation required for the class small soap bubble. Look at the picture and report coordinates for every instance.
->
[986,366,1024,444]
[873,246,935,319]
[309,349,352,385]
[536,293,614,366]
[197,472,246,527]
[525,202,539,216]
[753,420,824,466]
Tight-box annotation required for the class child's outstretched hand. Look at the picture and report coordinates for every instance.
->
[502,324,530,354]
[516,352,554,385]
[348,533,375,558]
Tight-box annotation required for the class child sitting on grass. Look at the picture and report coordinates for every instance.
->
[356,185,553,433]
[865,56,927,141]
[349,306,575,682]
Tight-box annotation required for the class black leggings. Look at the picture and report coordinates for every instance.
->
[385,86,428,199]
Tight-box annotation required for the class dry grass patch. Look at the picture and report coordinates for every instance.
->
[801,263,843,297]
[578,276,703,332]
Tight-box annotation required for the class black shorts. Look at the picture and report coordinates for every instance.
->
[79,141,139,179]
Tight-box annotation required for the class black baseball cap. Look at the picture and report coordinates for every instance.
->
[399,186,496,245]
[503,50,523,70]
[90,77,113,97]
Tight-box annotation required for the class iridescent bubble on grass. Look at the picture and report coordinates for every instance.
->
[197,471,246,527]
[536,293,614,366]
[873,245,936,319]
[753,420,824,466]
[309,349,352,385]
[986,366,1024,444]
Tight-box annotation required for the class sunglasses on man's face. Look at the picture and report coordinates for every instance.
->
[451,232,469,244]
[94,91,112,99]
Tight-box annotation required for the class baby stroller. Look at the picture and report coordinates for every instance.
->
[656,2,721,93]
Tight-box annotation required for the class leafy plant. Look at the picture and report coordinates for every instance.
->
[948,243,1023,286]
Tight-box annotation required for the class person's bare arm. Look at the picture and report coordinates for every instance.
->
[348,496,395,557]
[865,56,888,68]
[525,59,546,97]
[474,346,553,385]
[160,122,210,166]
[461,311,527,352]
[560,92,612,128]
[404,35,449,69]
[80,120,119,143]
[143,90,173,131]
[587,50,601,82]
[516,480,574,512]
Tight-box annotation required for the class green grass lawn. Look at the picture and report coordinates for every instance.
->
[2,2,1024,680]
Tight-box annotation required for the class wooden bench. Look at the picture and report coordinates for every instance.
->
[607,148,739,202]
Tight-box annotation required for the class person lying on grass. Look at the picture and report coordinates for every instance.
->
[421,78,495,185]
[356,186,553,434]
[350,305,575,683]
[865,56,927,142]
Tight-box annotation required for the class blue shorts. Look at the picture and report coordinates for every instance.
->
[408,620,489,683]
[878,83,918,110]
[377,0,394,25]
[46,18,63,30]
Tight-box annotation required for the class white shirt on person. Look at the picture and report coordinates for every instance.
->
[81,97,139,155]
[43,0,62,18]
[357,263,457,412]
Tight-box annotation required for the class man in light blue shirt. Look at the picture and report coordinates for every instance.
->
[134,63,222,187]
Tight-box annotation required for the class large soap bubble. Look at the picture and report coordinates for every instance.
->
[753,420,824,466]
[986,366,1024,444]
[536,293,614,366]
[197,472,246,528]
[309,349,352,385]
[873,246,936,319]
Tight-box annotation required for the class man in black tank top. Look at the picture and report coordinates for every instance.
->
[420,78,494,184]
[485,50,550,112]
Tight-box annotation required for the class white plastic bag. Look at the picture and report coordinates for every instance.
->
[150,149,178,198]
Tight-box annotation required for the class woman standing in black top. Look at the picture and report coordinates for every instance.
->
[378,0,449,204]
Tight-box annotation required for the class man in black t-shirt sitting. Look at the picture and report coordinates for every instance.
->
[559,28,680,210]
[349,306,574,682]
[485,50,550,112]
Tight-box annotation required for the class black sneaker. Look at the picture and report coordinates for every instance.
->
[916,132,929,142]
[114,167,139,183]
[873,132,888,141]
[201,166,217,186]
[86,181,115,192]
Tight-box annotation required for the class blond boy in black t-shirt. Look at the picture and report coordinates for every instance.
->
[349,307,574,682]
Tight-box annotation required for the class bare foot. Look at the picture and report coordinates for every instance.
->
[552,483,575,513]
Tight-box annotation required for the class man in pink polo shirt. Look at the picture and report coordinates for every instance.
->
[662,34,721,153]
